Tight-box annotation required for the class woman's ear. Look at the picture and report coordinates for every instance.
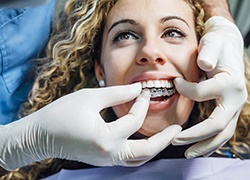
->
[95,61,105,83]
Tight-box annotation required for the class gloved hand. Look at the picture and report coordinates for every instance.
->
[0,83,181,170]
[172,17,247,158]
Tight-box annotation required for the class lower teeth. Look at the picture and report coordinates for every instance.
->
[143,87,176,98]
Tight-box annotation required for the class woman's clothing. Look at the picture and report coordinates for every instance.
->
[0,0,55,124]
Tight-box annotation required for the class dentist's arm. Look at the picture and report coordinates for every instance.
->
[0,84,181,171]
[200,0,234,22]
[172,0,247,158]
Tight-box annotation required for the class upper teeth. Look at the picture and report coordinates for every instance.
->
[141,80,174,88]
[141,80,176,98]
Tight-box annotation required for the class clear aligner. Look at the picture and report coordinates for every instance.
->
[146,88,176,98]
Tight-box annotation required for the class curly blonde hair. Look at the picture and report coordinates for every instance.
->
[2,0,250,179]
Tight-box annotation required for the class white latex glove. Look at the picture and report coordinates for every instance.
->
[0,83,181,170]
[172,17,247,158]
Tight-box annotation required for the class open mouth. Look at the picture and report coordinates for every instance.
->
[141,80,176,102]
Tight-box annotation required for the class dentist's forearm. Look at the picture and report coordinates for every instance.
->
[0,116,47,171]
[201,0,234,22]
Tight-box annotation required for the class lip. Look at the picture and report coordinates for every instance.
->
[128,72,178,111]
[148,93,177,111]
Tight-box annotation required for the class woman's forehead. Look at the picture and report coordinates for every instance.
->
[105,0,194,27]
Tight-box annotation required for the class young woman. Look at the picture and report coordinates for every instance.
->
[4,0,250,179]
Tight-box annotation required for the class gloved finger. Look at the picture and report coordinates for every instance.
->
[202,147,219,158]
[172,104,238,145]
[198,111,240,158]
[183,111,239,159]
[108,89,150,138]
[174,72,231,102]
[185,135,226,159]
[118,159,148,167]
[89,83,142,110]
[197,32,223,71]
[123,125,182,166]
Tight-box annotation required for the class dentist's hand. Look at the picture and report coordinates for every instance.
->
[172,17,247,158]
[0,83,181,170]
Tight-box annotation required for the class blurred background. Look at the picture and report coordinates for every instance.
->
[229,0,250,55]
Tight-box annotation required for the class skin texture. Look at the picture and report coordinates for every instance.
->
[95,0,200,136]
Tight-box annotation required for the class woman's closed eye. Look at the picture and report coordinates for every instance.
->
[112,30,139,45]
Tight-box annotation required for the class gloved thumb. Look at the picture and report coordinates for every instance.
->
[91,83,142,110]
[197,32,223,71]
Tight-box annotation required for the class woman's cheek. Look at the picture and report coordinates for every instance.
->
[176,97,195,126]
[112,104,131,118]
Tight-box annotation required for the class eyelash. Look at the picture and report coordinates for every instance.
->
[112,30,138,43]
[163,27,187,39]
[112,27,187,44]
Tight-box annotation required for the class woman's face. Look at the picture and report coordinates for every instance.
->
[95,0,200,136]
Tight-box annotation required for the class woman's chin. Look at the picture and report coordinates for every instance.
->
[136,118,188,138]
[136,126,166,137]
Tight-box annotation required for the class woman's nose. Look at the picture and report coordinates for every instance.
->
[136,39,167,66]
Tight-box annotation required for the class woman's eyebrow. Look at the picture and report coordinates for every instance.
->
[160,16,190,28]
[108,19,139,34]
